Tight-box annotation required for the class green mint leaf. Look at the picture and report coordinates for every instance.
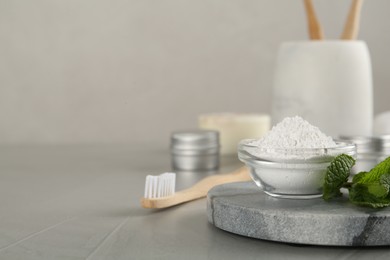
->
[354,156,390,183]
[349,183,390,208]
[380,174,390,190]
[352,171,368,184]
[322,154,355,201]
[367,183,388,198]
[347,157,390,208]
[348,157,390,208]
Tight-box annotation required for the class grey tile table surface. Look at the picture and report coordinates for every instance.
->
[0,144,389,259]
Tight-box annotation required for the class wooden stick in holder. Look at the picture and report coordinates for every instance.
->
[341,0,364,40]
[303,0,324,40]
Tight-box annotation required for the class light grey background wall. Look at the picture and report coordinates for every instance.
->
[0,0,389,146]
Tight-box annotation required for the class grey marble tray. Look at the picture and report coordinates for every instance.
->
[207,182,390,246]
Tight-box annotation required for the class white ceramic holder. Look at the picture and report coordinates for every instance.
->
[271,41,373,137]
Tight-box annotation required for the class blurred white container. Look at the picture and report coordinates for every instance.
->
[271,41,373,138]
[198,113,270,155]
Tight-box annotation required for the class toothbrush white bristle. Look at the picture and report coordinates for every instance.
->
[144,173,176,199]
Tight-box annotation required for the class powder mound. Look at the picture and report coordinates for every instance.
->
[251,116,336,149]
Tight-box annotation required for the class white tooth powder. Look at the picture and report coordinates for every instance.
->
[249,116,336,160]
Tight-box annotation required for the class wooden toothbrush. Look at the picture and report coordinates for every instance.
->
[303,0,324,40]
[141,167,251,209]
[341,0,364,40]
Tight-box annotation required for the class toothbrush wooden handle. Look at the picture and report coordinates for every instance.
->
[142,189,206,209]
[341,0,364,40]
[141,167,251,209]
[303,0,324,40]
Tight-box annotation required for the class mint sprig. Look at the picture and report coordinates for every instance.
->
[322,155,390,208]
[323,154,355,201]
[349,183,390,208]
[353,157,390,183]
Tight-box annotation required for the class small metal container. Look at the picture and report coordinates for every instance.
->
[340,135,390,174]
[171,130,220,171]
[377,135,390,161]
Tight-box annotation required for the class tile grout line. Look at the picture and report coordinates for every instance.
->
[0,217,77,252]
[85,216,131,260]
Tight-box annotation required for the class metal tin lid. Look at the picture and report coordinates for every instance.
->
[377,135,390,153]
[171,130,219,151]
[339,135,379,153]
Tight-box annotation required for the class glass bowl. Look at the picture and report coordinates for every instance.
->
[238,139,356,199]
